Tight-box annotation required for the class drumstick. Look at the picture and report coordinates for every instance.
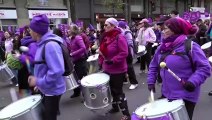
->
[25,57,32,75]
[10,88,18,102]
[160,62,185,84]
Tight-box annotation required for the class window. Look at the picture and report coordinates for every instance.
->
[38,0,48,6]
[0,0,3,4]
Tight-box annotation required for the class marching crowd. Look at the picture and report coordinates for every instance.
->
[0,9,212,120]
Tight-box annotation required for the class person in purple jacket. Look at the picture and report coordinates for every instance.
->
[17,25,37,96]
[99,18,131,120]
[67,24,88,98]
[28,14,65,120]
[147,18,211,120]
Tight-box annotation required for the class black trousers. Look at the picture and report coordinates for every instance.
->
[42,95,62,120]
[109,73,125,99]
[73,58,88,95]
[140,43,153,71]
[124,63,138,84]
[184,99,196,120]
[109,72,130,116]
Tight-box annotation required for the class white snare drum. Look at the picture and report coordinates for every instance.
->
[65,71,79,91]
[86,54,99,74]
[201,41,211,50]
[209,56,212,63]
[0,95,43,120]
[131,99,189,120]
[81,73,112,109]
[0,64,14,82]
[137,45,146,57]
[201,42,212,57]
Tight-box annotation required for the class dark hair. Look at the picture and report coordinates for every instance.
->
[197,19,203,23]
[171,10,179,15]
[23,26,31,36]
[53,28,63,37]
[143,22,150,28]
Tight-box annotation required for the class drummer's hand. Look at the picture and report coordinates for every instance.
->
[70,52,73,57]
[34,86,39,92]
[28,75,37,87]
[148,84,155,93]
[104,60,113,65]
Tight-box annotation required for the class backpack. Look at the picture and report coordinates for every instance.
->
[116,35,133,64]
[124,31,138,54]
[36,40,74,76]
[157,39,195,83]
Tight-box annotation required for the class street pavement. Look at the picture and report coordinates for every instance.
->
[0,63,212,120]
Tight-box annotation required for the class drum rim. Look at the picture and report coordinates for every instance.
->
[81,73,109,87]
[83,101,110,110]
[135,98,184,118]
[0,95,42,119]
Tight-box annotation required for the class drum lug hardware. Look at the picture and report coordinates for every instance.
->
[32,98,36,102]
[90,93,97,99]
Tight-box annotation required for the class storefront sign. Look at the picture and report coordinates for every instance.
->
[28,10,68,19]
[0,10,17,19]
[96,13,125,18]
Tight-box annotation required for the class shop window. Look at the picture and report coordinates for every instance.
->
[38,0,48,6]
[1,25,17,34]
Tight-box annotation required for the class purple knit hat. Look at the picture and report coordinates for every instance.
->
[165,18,197,35]
[118,21,127,28]
[29,14,49,35]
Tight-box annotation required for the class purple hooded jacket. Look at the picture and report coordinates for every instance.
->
[67,35,86,62]
[147,36,211,103]
[19,36,37,66]
[34,32,65,95]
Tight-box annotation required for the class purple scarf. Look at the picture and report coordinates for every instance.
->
[160,35,187,53]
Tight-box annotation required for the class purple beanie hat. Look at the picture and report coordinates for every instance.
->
[118,21,127,28]
[29,14,49,35]
[165,18,197,35]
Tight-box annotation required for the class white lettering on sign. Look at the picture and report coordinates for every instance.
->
[28,10,68,19]
[0,10,17,19]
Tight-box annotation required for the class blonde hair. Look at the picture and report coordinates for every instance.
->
[69,24,79,36]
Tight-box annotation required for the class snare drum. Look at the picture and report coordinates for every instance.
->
[0,95,43,120]
[0,63,14,82]
[131,99,189,120]
[81,73,112,109]
[201,41,212,57]
[137,45,146,57]
[65,71,79,91]
[86,54,99,74]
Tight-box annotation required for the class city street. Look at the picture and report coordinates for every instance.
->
[1,63,212,120]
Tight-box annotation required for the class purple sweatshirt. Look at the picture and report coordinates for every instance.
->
[34,32,65,95]
[147,36,211,103]
[19,36,37,66]
[68,35,86,62]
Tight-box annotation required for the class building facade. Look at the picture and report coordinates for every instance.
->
[0,0,70,31]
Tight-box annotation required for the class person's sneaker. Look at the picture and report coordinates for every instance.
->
[108,108,119,114]
[15,84,19,87]
[123,81,129,85]
[208,91,212,96]
[129,84,138,90]
[121,115,131,120]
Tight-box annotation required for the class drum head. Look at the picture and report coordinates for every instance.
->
[135,99,183,118]
[0,95,42,119]
[201,42,211,50]
[87,54,99,62]
[81,73,109,87]
[209,56,212,63]
[137,45,146,53]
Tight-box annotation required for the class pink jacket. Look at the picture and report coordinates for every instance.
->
[136,27,156,45]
